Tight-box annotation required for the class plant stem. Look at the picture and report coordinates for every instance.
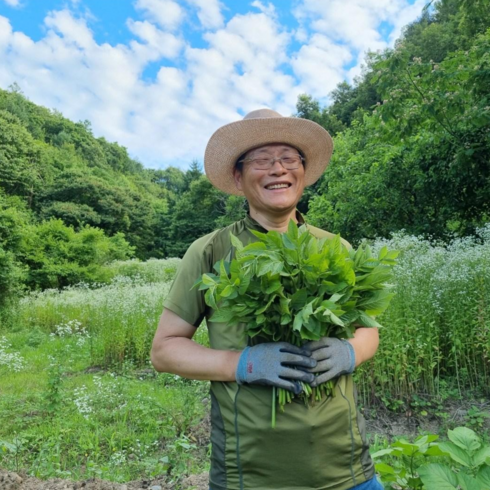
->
[272,387,276,428]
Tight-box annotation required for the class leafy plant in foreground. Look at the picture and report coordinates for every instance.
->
[195,221,397,416]
[373,427,490,489]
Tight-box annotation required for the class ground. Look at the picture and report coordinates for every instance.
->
[0,470,209,490]
[1,397,489,490]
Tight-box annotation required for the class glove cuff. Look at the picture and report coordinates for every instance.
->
[235,346,251,385]
[342,340,356,373]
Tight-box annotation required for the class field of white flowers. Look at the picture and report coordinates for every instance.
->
[0,228,489,483]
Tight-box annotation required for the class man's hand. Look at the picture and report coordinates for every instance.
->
[235,342,316,394]
[303,338,355,387]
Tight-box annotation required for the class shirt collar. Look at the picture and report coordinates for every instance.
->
[244,210,306,233]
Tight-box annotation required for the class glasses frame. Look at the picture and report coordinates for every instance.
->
[238,154,305,171]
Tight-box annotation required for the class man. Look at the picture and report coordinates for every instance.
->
[151,109,382,490]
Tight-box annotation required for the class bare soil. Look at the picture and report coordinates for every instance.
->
[0,470,208,490]
[2,398,489,490]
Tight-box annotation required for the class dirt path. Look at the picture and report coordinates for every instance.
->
[0,470,208,490]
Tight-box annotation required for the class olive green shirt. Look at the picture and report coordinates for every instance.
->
[163,214,374,490]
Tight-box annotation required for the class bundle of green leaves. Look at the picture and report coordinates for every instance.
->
[195,221,398,411]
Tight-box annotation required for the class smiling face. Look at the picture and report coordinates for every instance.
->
[233,143,306,217]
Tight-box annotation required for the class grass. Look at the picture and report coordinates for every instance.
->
[0,259,211,482]
[0,326,210,482]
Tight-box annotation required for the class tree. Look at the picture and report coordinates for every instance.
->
[307,28,490,242]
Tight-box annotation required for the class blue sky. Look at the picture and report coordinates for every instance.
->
[0,0,425,169]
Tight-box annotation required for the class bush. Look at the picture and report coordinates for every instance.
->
[19,219,134,290]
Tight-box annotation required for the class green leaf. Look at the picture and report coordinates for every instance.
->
[287,218,299,240]
[257,258,283,277]
[290,289,307,310]
[425,445,448,457]
[249,230,268,241]
[230,233,244,252]
[448,427,481,453]
[329,292,344,303]
[282,233,297,250]
[355,311,382,328]
[265,279,281,294]
[439,442,473,467]
[209,308,235,323]
[293,312,303,332]
[418,464,459,489]
[204,288,218,310]
[301,300,315,322]
[457,472,482,490]
[220,285,235,298]
[392,440,422,457]
[322,309,345,327]
[378,245,388,260]
[474,446,490,467]
[243,242,268,254]
[476,467,490,488]
[202,274,217,286]
[415,434,439,445]
[371,448,398,459]
[256,314,266,324]
[191,276,208,290]
[374,463,395,475]
[357,289,394,316]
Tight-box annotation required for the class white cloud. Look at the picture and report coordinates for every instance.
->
[127,19,183,58]
[389,0,427,44]
[0,1,425,169]
[44,10,95,49]
[293,0,424,85]
[185,0,224,29]
[2,0,21,7]
[0,7,301,168]
[291,34,352,99]
[134,0,184,31]
[251,1,276,17]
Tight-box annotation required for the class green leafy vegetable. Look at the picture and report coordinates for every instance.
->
[194,221,398,418]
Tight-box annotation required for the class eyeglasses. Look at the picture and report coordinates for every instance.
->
[238,154,304,170]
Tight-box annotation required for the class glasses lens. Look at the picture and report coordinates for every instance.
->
[251,158,272,169]
[281,156,301,169]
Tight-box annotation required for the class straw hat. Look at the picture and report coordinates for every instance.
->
[204,108,333,196]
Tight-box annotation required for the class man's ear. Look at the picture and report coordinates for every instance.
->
[233,168,243,192]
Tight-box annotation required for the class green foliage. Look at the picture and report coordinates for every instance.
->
[102,257,181,284]
[198,223,397,341]
[19,219,134,289]
[0,110,53,201]
[195,222,397,411]
[307,27,490,243]
[163,176,229,258]
[373,427,490,489]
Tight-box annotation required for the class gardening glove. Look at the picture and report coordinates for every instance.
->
[235,342,317,395]
[303,337,356,387]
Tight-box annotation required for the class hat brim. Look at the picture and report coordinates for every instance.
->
[204,116,333,196]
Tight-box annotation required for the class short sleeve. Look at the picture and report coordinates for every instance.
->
[163,236,213,327]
